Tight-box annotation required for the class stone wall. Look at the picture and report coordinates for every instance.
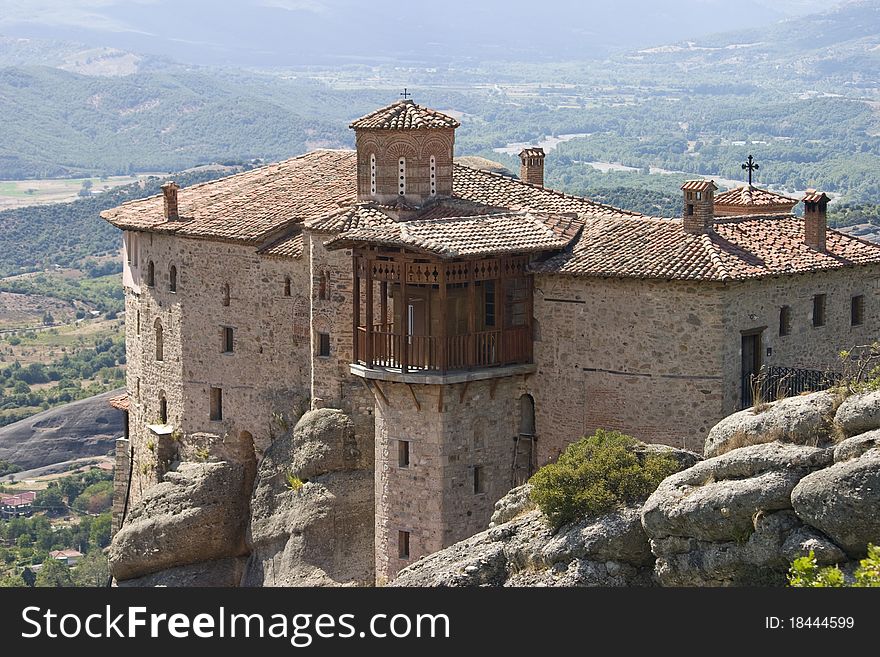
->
[532,275,726,456]
[118,233,313,514]
[372,375,529,582]
[721,265,880,413]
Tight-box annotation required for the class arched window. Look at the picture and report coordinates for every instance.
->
[223,282,230,307]
[284,276,291,297]
[158,392,168,424]
[398,157,406,196]
[519,394,535,436]
[370,153,376,195]
[169,265,177,292]
[430,155,437,197]
[155,319,164,361]
[147,261,155,287]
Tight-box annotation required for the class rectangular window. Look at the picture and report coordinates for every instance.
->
[222,326,234,353]
[210,387,223,421]
[687,204,694,216]
[504,278,529,328]
[398,530,410,559]
[318,332,331,357]
[812,294,826,327]
[851,295,865,326]
[484,281,496,327]
[398,440,410,468]
[473,465,486,494]
[778,306,791,337]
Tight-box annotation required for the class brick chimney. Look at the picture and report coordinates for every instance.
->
[802,189,829,252]
[161,181,180,221]
[519,148,545,187]
[681,180,718,233]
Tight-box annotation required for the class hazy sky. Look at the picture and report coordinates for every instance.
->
[0,0,849,66]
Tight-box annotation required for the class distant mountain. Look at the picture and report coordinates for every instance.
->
[0,0,837,67]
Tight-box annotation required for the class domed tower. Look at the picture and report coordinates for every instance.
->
[350,98,460,206]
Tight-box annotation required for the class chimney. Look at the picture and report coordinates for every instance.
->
[681,180,718,233]
[802,189,829,252]
[161,181,180,221]
[519,148,545,187]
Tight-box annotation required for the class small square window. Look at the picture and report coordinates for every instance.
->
[318,332,330,357]
[398,530,410,559]
[813,294,826,328]
[398,440,410,468]
[210,387,223,421]
[687,204,694,216]
[851,295,865,326]
[222,326,234,353]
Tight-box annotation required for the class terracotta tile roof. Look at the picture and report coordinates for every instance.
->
[107,393,130,411]
[534,214,880,281]
[349,100,460,130]
[257,231,304,259]
[714,185,798,209]
[100,150,357,243]
[452,163,641,219]
[326,211,583,259]
[803,190,830,204]
[681,179,718,192]
[303,204,396,234]
[519,147,545,158]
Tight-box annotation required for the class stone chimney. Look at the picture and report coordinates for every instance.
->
[161,181,180,221]
[681,180,718,233]
[802,189,829,252]
[519,148,545,187]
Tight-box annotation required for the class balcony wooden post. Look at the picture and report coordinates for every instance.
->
[352,255,360,364]
[439,262,447,373]
[498,262,506,365]
[526,273,534,363]
[380,281,388,332]
[365,255,373,368]
[468,262,477,368]
[401,259,409,374]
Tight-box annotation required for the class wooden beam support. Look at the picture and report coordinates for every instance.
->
[372,380,389,407]
[489,377,500,400]
[352,255,360,363]
[458,380,471,404]
[437,385,444,413]
[365,257,374,367]
[406,383,421,411]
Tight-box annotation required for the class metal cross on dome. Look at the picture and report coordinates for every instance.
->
[400,88,412,100]
[741,155,759,185]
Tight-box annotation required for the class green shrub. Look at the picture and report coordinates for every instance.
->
[789,544,880,587]
[529,429,680,529]
[286,471,304,492]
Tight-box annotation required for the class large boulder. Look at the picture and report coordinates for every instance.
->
[642,442,832,543]
[108,461,249,582]
[393,507,655,588]
[489,483,535,527]
[833,430,880,463]
[651,511,844,586]
[704,392,836,458]
[791,450,880,557]
[242,409,374,587]
[115,557,247,588]
[834,391,880,437]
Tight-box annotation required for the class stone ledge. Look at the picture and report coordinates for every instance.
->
[349,362,536,385]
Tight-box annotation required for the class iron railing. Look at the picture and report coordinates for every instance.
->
[740,366,842,409]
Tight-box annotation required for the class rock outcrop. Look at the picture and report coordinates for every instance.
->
[791,449,880,557]
[115,557,247,587]
[394,444,697,587]
[0,388,124,471]
[241,409,374,587]
[834,391,880,437]
[108,461,250,582]
[703,392,835,458]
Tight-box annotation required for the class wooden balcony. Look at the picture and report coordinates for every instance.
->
[356,324,532,373]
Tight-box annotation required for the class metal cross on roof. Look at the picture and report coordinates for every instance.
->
[741,155,759,185]
[400,88,412,100]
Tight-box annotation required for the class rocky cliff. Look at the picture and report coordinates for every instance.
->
[395,390,880,587]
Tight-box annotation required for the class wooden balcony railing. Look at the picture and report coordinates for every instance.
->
[355,325,531,373]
